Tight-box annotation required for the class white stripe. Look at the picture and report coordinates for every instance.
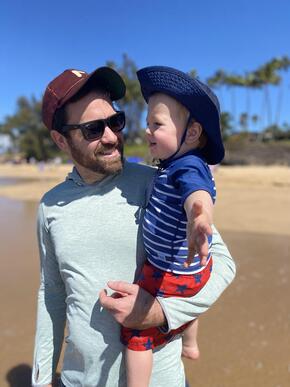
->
[145,241,212,260]
[144,242,167,256]
[144,217,175,236]
[149,203,186,223]
[170,258,200,266]
[143,234,172,249]
[161,183,175,189]
[154,186,181,199]
[144,234,189,251]
[146,210,187,232]
[147,258,211,274]
[143,224,172,243]
[151,196,183,213]
[173,238,186,244]
[146,209,187,230]
[144,241,201,261]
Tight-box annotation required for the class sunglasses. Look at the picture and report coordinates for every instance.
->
[62,111,126,141]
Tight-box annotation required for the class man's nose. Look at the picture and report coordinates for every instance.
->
[101,126,118,143]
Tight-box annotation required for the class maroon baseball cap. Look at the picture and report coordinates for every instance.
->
[42,66,126,130]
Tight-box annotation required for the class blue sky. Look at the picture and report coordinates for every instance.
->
[1,0,290,130]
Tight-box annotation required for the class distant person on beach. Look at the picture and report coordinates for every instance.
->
[121,66,231,387]
[32,66,236,387]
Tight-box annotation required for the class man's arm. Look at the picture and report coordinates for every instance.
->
[32,204,66,387]
[99,225,235,330]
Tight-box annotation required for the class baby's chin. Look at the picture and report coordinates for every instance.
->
[148,144,166,160]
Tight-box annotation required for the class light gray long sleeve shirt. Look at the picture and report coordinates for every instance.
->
[32,161,236,387]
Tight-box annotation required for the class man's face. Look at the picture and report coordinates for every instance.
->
[65,91,124,181]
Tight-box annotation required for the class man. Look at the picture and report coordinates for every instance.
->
[32,66,235,387]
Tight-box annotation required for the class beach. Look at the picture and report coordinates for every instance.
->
[0,163,289,386]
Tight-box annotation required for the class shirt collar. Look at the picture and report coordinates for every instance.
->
[158,148,205,169]
[66,165,122,187]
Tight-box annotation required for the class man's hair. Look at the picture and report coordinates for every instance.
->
[52,82,110,133]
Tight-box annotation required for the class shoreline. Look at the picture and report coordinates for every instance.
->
[0,163,289,235]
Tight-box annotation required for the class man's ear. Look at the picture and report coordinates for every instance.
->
[50,130,70,152]
[185,121,203,145]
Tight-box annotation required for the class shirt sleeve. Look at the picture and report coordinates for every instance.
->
[157,225,236,331]
[32,203,67,386]
[168,155,215,206]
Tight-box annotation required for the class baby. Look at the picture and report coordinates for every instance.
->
[122,66,225,387]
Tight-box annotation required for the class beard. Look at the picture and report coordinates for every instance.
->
[68,136,124,177]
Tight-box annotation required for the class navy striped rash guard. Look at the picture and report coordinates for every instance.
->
[143,150,216,275]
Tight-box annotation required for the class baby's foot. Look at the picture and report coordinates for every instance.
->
[182,343,200,360]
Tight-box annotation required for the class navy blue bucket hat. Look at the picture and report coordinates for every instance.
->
[137,66,224,165]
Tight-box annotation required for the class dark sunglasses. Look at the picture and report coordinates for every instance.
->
[61,111,126,141]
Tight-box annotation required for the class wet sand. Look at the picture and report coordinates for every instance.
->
[184,231,290,387]
[0,164,289,386]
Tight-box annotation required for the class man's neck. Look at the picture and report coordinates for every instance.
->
[74,164,107,184]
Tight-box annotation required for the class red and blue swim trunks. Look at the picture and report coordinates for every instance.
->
[121,257,213,351]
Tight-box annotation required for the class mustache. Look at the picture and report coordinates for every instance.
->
[94,140,123,156]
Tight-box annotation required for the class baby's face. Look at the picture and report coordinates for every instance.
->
[146,93,189,160]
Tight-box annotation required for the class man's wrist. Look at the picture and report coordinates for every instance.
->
[133,296,167,330]
[142,299,165,328]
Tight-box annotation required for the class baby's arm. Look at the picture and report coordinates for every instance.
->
[184,190,213,267]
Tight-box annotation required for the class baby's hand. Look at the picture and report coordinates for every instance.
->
[185,200,212,268]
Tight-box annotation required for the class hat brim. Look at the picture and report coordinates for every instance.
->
[62,66,126,106]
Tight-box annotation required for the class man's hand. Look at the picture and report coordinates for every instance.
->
[99,281,166,329]
[185,199,213,267]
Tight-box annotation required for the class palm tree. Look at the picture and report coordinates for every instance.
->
[207,69,231,126]
[251,114,259,132]
[252,60,281,127]
[271,56,290,125]
[224,74,245,130]
[220,111,233,140]
[208,71,246,131]
[239,112,249,132]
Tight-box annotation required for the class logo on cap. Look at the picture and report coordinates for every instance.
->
[71,70,86,78]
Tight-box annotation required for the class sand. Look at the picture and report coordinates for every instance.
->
[0,163,290,386]
[0,163,289,235]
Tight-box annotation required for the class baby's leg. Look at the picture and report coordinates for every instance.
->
[182,319,200,360]
[126,348,153,387]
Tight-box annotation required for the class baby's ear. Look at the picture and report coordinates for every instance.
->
[185,121,203,144]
